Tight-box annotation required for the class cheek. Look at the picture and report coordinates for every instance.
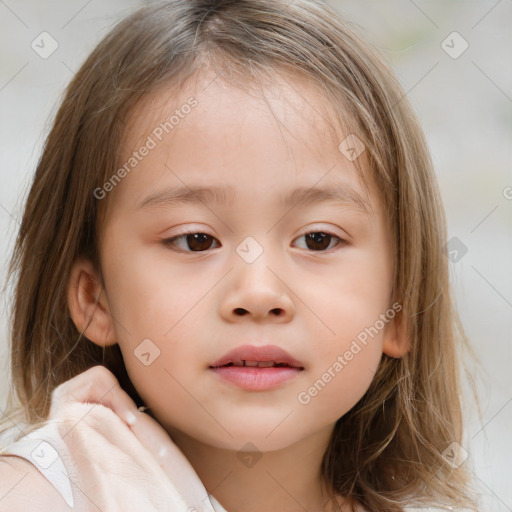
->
[103,246,216,393]
[296,287,386,423]
[302,245,392,338]
[298,335,383,418]
[104,244,211,334]
[294,246,391,416]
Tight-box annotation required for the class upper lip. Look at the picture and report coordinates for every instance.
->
[209,344,304,369]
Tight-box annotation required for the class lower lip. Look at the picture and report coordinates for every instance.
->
[209,366,303,391]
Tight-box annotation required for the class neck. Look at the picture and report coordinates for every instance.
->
[166,423,348,512]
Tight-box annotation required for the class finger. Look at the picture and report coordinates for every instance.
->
[128,411,175,458]
[127,411,202,489]
[50,365,140,427]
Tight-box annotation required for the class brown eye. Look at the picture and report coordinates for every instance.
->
[162,232,220,252]
[294,232,344,251]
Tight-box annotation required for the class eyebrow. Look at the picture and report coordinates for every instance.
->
[136,183,372,215]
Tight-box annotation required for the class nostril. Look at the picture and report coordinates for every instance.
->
[233,307,284,316]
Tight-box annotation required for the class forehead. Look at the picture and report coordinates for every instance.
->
[102,67,379,221]
[124,67,344,155]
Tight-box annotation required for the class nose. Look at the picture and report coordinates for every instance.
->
[219,258,295,323]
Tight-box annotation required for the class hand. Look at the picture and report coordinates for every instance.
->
[47,365,217,510]
[49,365,180,474]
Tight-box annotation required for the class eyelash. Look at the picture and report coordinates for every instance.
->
[161,228,347,253]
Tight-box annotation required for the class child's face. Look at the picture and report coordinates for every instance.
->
[89,71,406,451]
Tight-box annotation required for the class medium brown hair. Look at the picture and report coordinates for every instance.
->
[1,1,481,510]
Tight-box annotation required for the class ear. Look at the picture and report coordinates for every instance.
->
[382,311,410,358]
[67,257,117,347]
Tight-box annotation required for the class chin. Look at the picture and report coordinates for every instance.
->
[174,418,315,454]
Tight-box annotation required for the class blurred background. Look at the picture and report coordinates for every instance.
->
[0,0,510,510]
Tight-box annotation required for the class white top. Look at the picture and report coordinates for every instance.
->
[0,402,227,511]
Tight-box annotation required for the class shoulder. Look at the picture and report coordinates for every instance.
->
[0,455,72,511]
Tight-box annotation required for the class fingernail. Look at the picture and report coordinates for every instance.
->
[126,412,137,425]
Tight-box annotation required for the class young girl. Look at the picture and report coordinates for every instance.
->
[0,0,480,510]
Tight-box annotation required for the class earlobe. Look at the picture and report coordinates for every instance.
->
[382,314,411,358]
[67,258,117,347]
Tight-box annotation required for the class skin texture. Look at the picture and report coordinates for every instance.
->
[67,69,410,512]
